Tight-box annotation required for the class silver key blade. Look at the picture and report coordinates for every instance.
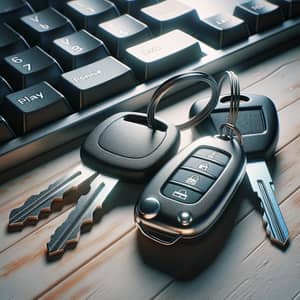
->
[247,161,289,247]
[47,174,118,259]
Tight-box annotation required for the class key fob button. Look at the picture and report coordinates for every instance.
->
[183,157,224,179]
[170,169,214,193]
[162,183,202,204]
[193,148,229,166]
[177,211,193,226]
[138,197,160,220]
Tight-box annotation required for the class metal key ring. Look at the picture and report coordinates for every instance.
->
[146,72,219,130]
[217,71,240,126]
[219,122,243,145]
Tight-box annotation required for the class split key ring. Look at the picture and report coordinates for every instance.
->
[146,72,219,131]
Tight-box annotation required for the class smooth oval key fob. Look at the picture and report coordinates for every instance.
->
[81,112,180,182]
[135,136,246,245]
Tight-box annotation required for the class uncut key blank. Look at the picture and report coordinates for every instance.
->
[191,93,289,247]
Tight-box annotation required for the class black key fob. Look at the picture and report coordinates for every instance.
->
[135,136,246,245]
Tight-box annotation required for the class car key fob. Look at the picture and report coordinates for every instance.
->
[135,135,246,245]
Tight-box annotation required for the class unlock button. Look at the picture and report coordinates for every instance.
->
[162,183,202,204]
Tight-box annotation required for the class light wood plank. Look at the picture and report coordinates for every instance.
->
[40,188,300,300]
[11,136,297,300]
[155,189,300,300]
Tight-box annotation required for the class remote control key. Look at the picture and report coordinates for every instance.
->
[96,14,152,58]
[64,0,120,33]
[191,93,289,247]
[16,8,76,50]
[0,0,34,25]
[139,0,200,35]
[135,136,246,244]
[0,24,29,62]
[2,46,63,90]
[51,29,109,71]
[59,56,136,110]
[124,30,202,81]
[234,0,283,34]
[197,13,249,49]
[1,81,72,135]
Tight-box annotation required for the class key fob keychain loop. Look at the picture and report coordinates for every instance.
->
[146,72,219,130]
[135,71,247,245]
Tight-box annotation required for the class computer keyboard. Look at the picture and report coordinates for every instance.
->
[0,0,300,174]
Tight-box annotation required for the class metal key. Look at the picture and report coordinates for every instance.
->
[7,71,219,258]
[47,71,220,258]
[190,93,289,247]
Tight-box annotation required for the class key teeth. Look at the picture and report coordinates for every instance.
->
[47,207,102,260]
[7,170,88,231]
[46,180,105,260]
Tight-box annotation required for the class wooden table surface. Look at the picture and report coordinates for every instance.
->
[0,42,300,300]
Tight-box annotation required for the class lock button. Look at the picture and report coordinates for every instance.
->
[170,169,214,193]
[162,183,202,204]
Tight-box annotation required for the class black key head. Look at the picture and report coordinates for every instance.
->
[190,93,279,160]
[81,112,180,182]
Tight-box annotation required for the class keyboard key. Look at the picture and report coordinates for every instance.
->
[0,81,72,135]
[124,29,202,81]
[17,8,75,50]
[198,13,249,49]
[0,115,15,143]
[2,46,63,90]
[139,0,200,35]
[0,24,29,62]
[59,56,136,110]
[110,0,159,15]
[51,29,109,71]
[234,0,284,34]
[0,0,34,25]
[268,0,300,18]
[0,76,12,104]
[96,14,152,58]
[64,0,120,33]
[27,0,69,11]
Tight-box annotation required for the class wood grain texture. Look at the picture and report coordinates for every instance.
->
[35,136,300,299]
[0,41,300,300]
